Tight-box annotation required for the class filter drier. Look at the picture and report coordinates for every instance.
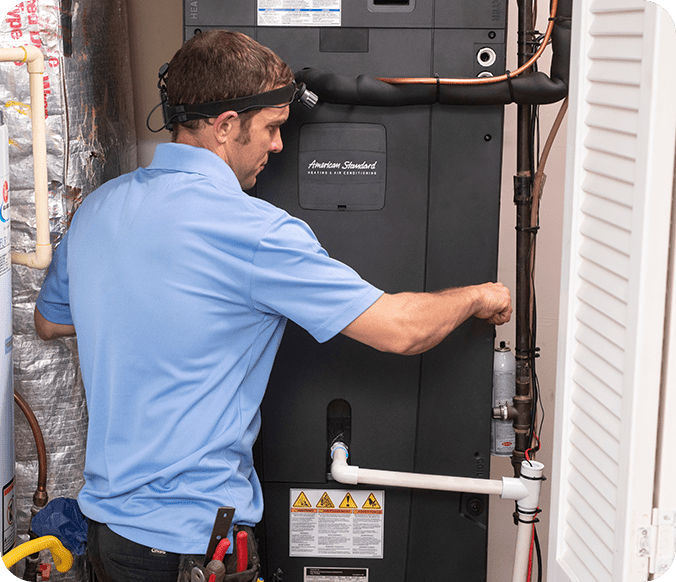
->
[491,341,516,457]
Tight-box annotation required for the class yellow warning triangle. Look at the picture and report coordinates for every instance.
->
[293,491,312,508]
[339,492,358,509]
[316,492,335,508]
[362,493,382,510]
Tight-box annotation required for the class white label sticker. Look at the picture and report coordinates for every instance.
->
[305,566,369,581]
[258,0,341,26]
[290,489,384,558]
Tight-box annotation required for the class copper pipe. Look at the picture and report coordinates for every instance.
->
[13,391,48,508]
[376,0,559,87]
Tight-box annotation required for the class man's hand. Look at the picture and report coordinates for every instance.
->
[472,282,512,325]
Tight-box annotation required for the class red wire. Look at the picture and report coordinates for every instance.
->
[526,522,535,582]
[525,434,541,461]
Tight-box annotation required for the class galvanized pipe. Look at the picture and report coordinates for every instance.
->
[512,0,536,476]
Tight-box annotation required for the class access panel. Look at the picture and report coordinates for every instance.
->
[183,2,507,580]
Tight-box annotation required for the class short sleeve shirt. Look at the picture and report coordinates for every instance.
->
[36,143,383,553]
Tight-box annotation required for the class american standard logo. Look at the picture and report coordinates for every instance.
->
[307,159,379,176]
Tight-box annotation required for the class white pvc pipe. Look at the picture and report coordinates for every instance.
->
[330,443,530,500]
[511,460,545,582]
[512,514,535,582]
[0,46,51,269]
[331,444,503,495]
[330,444,545,582]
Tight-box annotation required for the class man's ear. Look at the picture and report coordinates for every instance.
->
[213,110,239,143]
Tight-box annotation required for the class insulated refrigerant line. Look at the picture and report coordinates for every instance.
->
[295,0,571,107]
[377,0,558,86]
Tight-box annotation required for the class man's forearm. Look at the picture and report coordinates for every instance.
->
[342,283,512,356]
[388,286,481,355]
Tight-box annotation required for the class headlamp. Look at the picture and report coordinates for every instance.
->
[148,63,318,132]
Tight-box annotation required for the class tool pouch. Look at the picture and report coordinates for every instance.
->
[178,526,260,582]
[222,526,260,582]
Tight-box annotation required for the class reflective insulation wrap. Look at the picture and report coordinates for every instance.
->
[0,0,137,578]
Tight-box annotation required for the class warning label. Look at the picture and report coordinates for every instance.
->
[294,491,313,508]
[339,493,357,509]
[257,0,341,26]
[290,489,384,559]
[317,492,335,508]
[305,567,368,581]
[361,493,381,510]
[3,479,15,554]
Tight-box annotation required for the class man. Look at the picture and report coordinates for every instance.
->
[34,31,511,581]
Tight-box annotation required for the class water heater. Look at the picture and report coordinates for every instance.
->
[185,2,507,580]
[0,112,15,556]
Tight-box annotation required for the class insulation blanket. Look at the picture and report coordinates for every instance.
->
[0,1,136,578]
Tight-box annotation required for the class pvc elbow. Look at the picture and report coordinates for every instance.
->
[12,243,53,269]
[23,45,45,74]
[0,47,43,73]
[34,243,53,269]
[330,443,360,485]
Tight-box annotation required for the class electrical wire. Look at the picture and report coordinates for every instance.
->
[525,94,568,464]
[527,521,535,582]
[534,523,543,582]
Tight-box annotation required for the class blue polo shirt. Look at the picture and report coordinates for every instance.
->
[36,143,383,554]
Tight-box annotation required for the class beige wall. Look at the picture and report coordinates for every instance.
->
[127,0,180,165]
[126,3,566,581]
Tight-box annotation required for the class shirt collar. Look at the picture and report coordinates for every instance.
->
[148,142,238,185]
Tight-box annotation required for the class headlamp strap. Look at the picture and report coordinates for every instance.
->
[152,61,316,132]
[163,83,298,127]
[184,84,297,116]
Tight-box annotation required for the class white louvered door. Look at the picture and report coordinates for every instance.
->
[547,1,676,581]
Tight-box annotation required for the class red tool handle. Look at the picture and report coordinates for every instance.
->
[236,530,248,572]
[212,537,231,562]
[207,537,230,582]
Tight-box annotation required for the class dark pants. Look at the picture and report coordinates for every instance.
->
[87,521,200,582]
[87,521,260,582]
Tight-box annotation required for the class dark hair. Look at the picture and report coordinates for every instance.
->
[166,30,294,139]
